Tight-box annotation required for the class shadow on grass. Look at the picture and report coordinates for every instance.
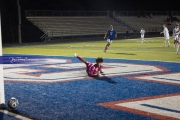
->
[113,53,136,55]
[94,76,117,84]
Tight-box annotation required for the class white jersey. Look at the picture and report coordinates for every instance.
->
[140,30,145,35]
[173,27,180,40]
[173,28,179,34]
[162,27,169,37]
[173,27,179,37]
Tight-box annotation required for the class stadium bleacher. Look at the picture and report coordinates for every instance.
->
[115,16,167,31]
[26,11,172,41]
[26,16,129,38]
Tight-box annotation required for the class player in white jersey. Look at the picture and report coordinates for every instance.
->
[173,24,179,48]
[140,28,146,43]
[174,25,180,54]
[160,24,170,47]
[177,34,180,54]
[175,35,180,54]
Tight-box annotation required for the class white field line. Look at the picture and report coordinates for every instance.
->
[0,109,33,120]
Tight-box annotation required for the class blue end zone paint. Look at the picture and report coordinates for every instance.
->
[2,54,180,120]
[141,104,180,113]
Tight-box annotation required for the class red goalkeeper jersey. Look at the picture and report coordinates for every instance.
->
[86,62,103,77]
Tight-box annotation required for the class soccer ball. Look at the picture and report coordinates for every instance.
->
[7,97,19,110]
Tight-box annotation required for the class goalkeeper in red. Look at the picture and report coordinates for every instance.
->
[74,53,103,77]
[103,25,117,52]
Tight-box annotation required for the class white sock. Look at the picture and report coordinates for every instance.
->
[164,42,166,46]
[177,44,179,53]
[168,41,170,46]
[175,43,178,53]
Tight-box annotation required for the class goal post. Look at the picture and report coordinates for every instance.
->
[0,7,5,108]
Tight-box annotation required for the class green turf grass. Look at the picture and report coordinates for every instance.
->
[2,37,180,62]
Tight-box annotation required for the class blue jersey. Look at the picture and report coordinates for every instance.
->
[106,29,116,40]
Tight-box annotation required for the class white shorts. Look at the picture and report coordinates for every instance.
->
[107,39,113,43]
[141,34,144,39]
[164,36,169,40]
[176,38,180,43]
[174,35,179,40]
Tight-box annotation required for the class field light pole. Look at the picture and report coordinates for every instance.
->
[17,0,22,43]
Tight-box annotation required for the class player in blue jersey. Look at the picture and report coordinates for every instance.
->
[103,25,117,52]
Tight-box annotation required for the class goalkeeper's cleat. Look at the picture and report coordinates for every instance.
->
[103,50,106,53]
[74,53,77,57]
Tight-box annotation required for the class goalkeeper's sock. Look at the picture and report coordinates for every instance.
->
[76,55,87,63]
[74,53,77,57]
[77,55,82,60]
[74,53,83,61]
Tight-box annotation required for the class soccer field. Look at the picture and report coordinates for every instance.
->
[2,37,180,62]
[1,37,180,120]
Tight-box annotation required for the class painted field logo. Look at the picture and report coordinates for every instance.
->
[3,59,168,83]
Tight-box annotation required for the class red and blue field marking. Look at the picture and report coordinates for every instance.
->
[1,54,180,120]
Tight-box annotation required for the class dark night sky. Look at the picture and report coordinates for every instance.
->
[2,0,179,11]
[19,0,179,11]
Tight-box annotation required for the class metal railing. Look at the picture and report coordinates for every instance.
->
[40,31,52,42]
[110,11,136,31]
[117,11,168,16]
[25,10,171,17]
[172,11,180,16]
[26,12,48,29]
[26,10,108,17]
[26,11,53,41]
